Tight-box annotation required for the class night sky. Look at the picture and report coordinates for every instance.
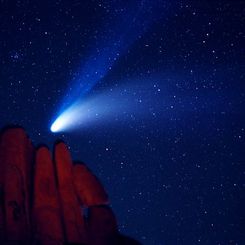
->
[0,0,244,244]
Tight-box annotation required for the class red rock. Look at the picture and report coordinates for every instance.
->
[0,136,5,242]
[0,127,140,245]
[87,206,118,245]
[54,142,87,244]
[32,146,64,245]
[0,187,4,242]
[73,164,109,207]
[0,128,34,242]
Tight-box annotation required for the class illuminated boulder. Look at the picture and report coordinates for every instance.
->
[0,127,34,243]
[54,142,87,244]
[33,146,64,244]
[73,164,109,207]
[0,126,141,245]
[87,206,118,245]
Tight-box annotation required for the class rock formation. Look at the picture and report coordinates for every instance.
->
[0,126,141,245]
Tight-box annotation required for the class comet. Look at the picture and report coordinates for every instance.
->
[50,1,170,133]
[50,79,165,133]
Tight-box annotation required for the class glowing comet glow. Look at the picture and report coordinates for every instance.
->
[50,79,168,133]
[51,113,71,133]
[51,1,171,132]
[50,102,86,132]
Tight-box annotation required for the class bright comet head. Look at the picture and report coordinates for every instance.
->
[50,102,84,133]
[50,115,68,133]
[50,118,62,132]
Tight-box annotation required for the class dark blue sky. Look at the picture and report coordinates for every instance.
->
[0,0,244,244]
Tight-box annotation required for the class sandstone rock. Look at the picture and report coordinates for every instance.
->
[33,146,64,245]
[0,127,141,245]
[73,163,109,207]
[87,206,118,245]
[0,127,34,243]
[54,142,87,244]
